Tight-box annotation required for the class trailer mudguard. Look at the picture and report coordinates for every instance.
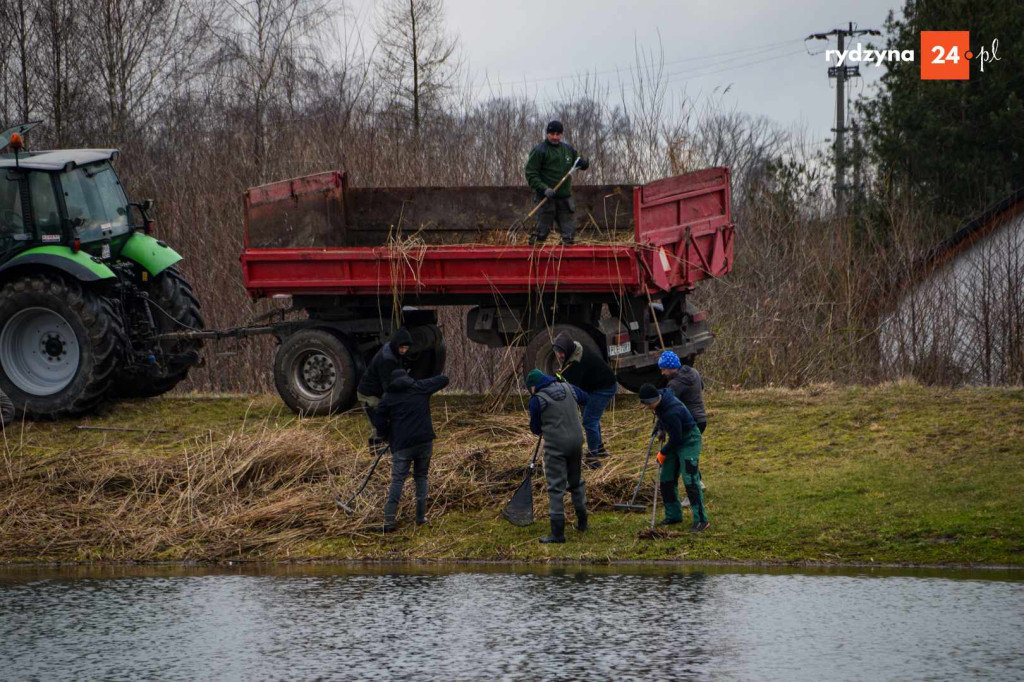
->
[119,232,182,276]
[0,246,116,282]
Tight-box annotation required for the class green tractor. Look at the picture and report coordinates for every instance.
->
[0,121,203,418]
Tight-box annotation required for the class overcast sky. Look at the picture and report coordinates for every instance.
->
[347,0,905,146]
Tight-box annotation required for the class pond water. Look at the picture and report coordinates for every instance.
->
[1,564,1022,681]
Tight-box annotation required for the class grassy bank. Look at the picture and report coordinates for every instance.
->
[2,384,1022,566]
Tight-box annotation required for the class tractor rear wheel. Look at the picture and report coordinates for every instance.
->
[0,274,122,418]
[274,328,357,415]
[113,267,204,398]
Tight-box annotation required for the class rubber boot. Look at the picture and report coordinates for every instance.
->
[539,518,566,543]
[560,234,575,246]
[529,233,545,246]
[657,480,683,525]
[415,498,428,526]
[575,506,588,532]
[383,501,398,533]
[684,483,707,528]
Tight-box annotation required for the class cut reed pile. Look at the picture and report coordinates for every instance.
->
[0,401,654,562]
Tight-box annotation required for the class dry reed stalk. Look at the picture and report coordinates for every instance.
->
[0,401,655,561]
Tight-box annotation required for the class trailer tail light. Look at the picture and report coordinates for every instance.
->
[607,331,632,357]
[72,237,80,253]
[692,311,707,322]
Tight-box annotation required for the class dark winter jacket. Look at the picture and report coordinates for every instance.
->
[665,366,706,424]
[357,329,414,398]
[654,389,698,455]
[528,374,588,454]
[556,339,618,393]
[524,140,589,199]
[372,372,449,452]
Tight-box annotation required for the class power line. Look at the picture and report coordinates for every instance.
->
[493,37,806,88]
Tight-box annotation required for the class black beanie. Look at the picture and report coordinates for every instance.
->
[638,383,660,404]
[391,327,414,349]
[388,368,411,390]
[552,330,574,355]
[546,120,563,134]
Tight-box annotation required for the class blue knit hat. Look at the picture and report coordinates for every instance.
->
[658,350,681,370]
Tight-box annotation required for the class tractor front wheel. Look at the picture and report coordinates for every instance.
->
[0,274,122,418]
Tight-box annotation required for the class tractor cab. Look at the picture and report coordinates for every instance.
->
[1,134,137,260]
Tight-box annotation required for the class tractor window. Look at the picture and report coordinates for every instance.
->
[0,175,28,247]
[60,162,129,242]
[29,172,60,236]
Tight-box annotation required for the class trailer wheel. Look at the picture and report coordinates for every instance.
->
[0,273,122,418]
[615,366,662,393]
[523,323,603,379]
[274,329,356,415]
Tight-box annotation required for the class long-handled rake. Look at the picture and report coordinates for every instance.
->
[614,424,659,512]
[501,437,542,526]
[334,444,390,514]
[507,157,582,242]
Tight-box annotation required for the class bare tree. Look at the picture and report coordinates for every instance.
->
[374,0,460,139]
[0,0,35,125]
[33,0,90,146]
[82,0,213,145]
[211,0,335,179]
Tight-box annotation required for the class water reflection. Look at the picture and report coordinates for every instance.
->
[1,565,1022,681]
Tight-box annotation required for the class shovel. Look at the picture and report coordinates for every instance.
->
[334,443,390,514]
[507,157,582,241]
[613,424,659,512]
[501,437,543,526]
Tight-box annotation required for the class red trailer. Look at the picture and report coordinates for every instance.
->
[237,166,734,414]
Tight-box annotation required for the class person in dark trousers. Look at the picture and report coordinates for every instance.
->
[524,120,589,246]
[552,330,618,469]
[372,368,449,532]
[639,383,709,532]
[658,350,709,500]
[357,328,413,453]
[526,368,589,544]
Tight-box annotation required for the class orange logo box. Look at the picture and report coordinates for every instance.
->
[921,31,971,80]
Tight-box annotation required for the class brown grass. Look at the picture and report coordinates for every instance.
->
[0,400,652,562]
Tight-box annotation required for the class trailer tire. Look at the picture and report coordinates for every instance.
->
[523,323,603,379]
[615,366,662,393]
[0,273,122,418]
[274,328,356,415]
[113,267,204,398]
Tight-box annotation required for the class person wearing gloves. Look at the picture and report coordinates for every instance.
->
[551,330,618,469]
[524,120,589,246]
[526,368,589,544]
[658,349,709,500]
[638,383,709,532]
[357,328,414,453]
[372,368,449,532]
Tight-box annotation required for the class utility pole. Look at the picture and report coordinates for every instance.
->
[852,119,863,219]
[809,23,880,214]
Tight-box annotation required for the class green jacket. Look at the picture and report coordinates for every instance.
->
[524,140,588,198]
